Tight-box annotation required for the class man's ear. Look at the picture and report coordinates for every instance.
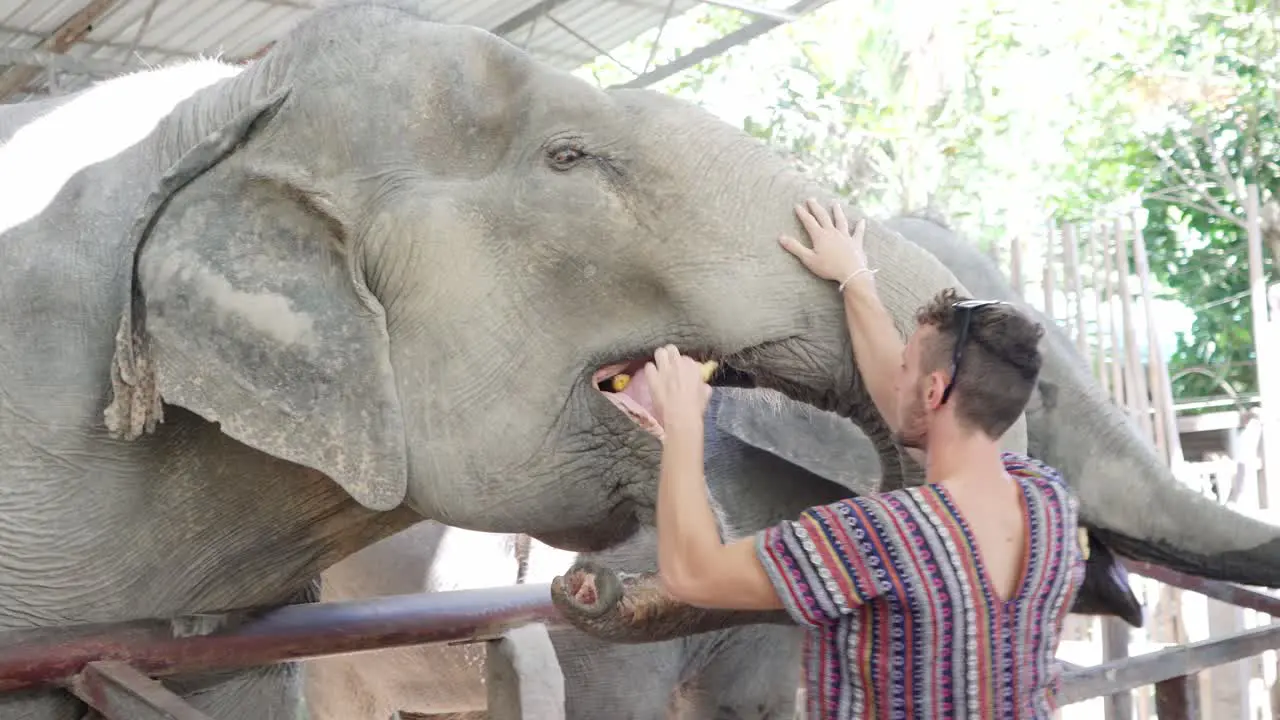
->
[925,372,947,410]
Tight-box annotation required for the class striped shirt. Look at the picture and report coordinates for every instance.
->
[756,452,1085,719]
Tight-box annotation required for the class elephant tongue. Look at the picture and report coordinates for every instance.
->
[618,365,656,421]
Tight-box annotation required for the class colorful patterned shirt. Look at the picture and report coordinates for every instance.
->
[756,452,1086,719]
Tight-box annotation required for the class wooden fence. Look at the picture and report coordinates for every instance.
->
[987,184,1280,719]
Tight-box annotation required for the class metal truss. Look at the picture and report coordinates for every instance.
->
[0,0,835,102]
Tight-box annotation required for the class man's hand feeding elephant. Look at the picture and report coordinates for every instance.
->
[552,344,794,640]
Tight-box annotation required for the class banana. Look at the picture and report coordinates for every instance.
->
[609,360,716,393]
[699,360,718,382]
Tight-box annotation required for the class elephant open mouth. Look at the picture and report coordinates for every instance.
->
[593,354,756,436]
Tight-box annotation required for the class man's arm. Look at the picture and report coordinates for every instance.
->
[655,414,783,611]
[655,410,888,621]
[840,274,906,435]
[781,203,922,464]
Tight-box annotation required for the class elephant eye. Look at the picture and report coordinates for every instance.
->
[548,145,587,169]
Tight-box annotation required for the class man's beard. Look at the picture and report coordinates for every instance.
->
[893,393,929,450]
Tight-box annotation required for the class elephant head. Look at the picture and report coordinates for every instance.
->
[103,3,1019,556]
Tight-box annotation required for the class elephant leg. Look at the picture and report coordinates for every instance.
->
[678,625,804,720]
[550,625,685,720]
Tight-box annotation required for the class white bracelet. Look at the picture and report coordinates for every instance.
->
[838,268,878,293]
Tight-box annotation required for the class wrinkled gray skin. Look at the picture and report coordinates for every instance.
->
[0,2,1276,717]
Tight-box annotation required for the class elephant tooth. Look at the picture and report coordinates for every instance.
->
[610,374,631,392]
[1078,528,1091,561]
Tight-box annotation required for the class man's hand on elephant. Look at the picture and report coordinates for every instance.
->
[645,345,711,433]
[778,199,873,291]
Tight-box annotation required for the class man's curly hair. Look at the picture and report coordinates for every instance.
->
[914,288,1045,439]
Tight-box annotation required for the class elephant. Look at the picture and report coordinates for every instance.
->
[2,3,1278,718]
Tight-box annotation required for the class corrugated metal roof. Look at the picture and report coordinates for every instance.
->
[0,0,709,103]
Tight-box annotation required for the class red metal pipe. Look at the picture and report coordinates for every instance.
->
[0,583,559,693]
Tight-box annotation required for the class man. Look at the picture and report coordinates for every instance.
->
[646,199,1086,718]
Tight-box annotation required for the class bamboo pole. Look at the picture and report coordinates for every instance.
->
[1128,215,1170,461]
[1010,235,1025,299]
[1103,225,1126,406]
[1114,218,1154,441]
[1245,184,1280,509]
[1044,221,1058,322]
[1088,225,1112,395]
[1063,224,1089,359]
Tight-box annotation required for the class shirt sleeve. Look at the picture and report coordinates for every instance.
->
[754,498,892,627]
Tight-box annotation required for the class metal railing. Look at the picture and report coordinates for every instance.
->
[2,562,1280,719]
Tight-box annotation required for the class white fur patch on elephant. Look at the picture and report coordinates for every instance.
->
[0,59,240,234]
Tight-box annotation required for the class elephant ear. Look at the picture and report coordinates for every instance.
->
[104,87,407,511]
[715,387,1028,495]
[713,389,882,497]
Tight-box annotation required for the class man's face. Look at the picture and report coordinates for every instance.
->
[894,325,941,450]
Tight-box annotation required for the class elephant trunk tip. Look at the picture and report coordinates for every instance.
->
[552,560,622,620]
[551,561,794,643]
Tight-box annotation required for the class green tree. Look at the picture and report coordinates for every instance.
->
[1061,0,1280,401]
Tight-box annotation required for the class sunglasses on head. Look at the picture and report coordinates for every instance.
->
[938,299,1009,405]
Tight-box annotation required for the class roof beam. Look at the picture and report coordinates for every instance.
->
[700,0,798,22]
[492,0,577,36]
[0,47,139,78]
[611,0,835,89]
[0,0,128,102]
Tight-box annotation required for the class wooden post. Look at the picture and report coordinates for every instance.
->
[1103,224,1127,406]
[1010,235,1025,299]
[1154,675,1201,719]
[1246,184,1280,508]
[1129,215,1169,459]
[1088,225,1112,396]
[1103,617,1134,720]
[1114,219,1154,439]
[1044,221,1058,322]
[1064,224,1089,359]
[1131,214,1184,466]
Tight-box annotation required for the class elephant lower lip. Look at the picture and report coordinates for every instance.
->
[594,360,664,437]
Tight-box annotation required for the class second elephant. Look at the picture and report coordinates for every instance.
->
[311,384,1140,719]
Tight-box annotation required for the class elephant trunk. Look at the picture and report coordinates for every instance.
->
[1044,359,1280,586]
[550,561,790,643]
[552,548,1147,642]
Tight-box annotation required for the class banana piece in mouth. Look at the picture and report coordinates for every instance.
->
[608,360,718,392]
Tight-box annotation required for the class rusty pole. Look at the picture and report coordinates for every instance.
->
[0,583,559,693]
